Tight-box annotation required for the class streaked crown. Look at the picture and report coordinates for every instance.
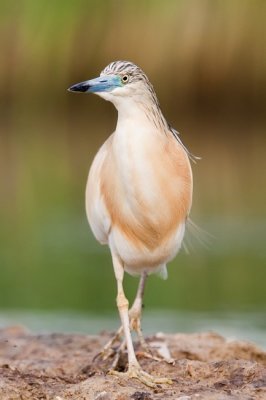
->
[101,61,152,87]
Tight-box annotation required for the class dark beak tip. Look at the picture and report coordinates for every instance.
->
[67,82,89,93]
[67,85,79,93]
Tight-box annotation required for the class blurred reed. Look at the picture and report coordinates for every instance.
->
[0,0,265,114]
[0,0,265,312]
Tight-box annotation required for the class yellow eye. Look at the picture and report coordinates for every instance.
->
[122,75,129,83]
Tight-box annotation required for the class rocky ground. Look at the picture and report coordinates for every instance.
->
[0,326,265,399]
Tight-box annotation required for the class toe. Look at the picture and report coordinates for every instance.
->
[110,364,172,388]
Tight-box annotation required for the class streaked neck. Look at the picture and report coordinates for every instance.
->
[114,95,168,134]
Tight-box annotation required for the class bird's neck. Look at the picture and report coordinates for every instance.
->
[113,95,168,135]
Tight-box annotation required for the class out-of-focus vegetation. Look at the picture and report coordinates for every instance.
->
[0,0,265,315]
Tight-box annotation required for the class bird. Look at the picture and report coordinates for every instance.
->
[68,61,194,387]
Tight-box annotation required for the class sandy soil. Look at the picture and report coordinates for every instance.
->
[0,325,265,399]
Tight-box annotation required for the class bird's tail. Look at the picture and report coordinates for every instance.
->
[156,264,168,280]
[183,218,213,254]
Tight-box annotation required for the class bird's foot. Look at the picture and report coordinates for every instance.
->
[136,349,175,365]
[93,327,174,367]
[129,316,174,364]
[136,338,175,365]
[110,339,126,369]
[93,326,123,362]
[109,363,172,388]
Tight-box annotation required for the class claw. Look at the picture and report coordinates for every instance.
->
[93,327,123,362]
[109,363,172,388]
[111,339,126,369]
[136,350,175,365]
[94,326,174,367]
[93,347,114,363]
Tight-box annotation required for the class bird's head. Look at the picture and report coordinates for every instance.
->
[68,61,157,108]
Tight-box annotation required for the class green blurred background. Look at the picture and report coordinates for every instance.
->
[0,1,265,341]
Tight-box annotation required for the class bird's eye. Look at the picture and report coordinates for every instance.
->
[122,75,129,84]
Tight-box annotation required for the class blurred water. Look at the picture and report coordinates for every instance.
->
[1,214,265,311]
[0,310,265,349]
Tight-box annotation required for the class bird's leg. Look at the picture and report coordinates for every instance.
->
[94,274,146,363]
[108,252,172,387]
[129,272,174,364]
[129,273,160,358]
[129,271,148,350]
[97,272,147,364]
[111,252,139,367]
[95,270,173,365]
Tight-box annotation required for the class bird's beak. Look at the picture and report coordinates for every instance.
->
[68,75,121,93]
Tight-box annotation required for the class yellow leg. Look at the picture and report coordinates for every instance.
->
[129,272,147,349]
[111,252,139,367]
[109,252,172,387]
[94,274,146,363]
[95,270,173,365]
[129,273,174,364]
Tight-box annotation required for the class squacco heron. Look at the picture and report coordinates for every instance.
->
[68,61,194,387]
